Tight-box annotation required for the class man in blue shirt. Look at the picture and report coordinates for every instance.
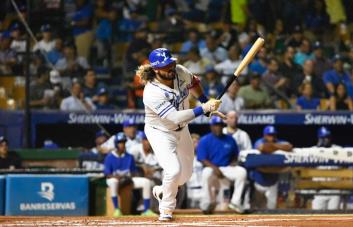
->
[104,132,156,217]
[250,125,293,209]
[197,116,247,214]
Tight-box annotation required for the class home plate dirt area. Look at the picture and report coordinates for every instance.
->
[1,214,353,227]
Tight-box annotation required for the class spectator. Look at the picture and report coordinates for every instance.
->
[328,83,353,111]
[29,66,52,109]
[285,25,304,48]
[215,45,248,85]
[82,68,105,101]
[279,46,302,97]
[248,47,267,75]
[95,87,115,110]
[230,0,248,27]
[218,82,244,113]
[201,68,224,98]
[48,70,70,109]
[10,23,26,56]
[294,39,314,66]
[304,0,329,35]
[223,111,252,152]
[296,82,321,110]
[55,44,89,78]
[295,59,326,98]
[60,82,96,111]
[0,31,16,75]
[78,130,108,170]
[238,73,271,109]
[183,47,211,75]
[312,41,330,78]
[100,118,142,154]
[200,32,228,64]
[187,133,203,208]
[323,54,352,98]
[197,116,247,214]
[0,136,21,169]
[262,58,288,97]
[47,38,64,65]
[158,8,185,43]
[250,125,293,209]
[312,127,341,210]
[32,24,55,53]
[104,132,156,217]
[71,0,93,59]
[180,29,206,55]
[267,19,286,54]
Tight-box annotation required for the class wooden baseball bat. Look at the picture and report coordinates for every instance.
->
[216,37,265,100]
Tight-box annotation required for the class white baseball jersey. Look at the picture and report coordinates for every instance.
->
[101,135,142,154]
[222,127,252,151]
[129,143,159,167]
[143,64,194,131]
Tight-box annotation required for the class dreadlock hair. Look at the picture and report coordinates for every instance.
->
[136,64,156,84]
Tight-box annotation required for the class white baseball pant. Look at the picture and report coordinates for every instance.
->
[106,177,152,199]
[200,166,247,210]
[312,195,341,210]
[254,182,278,209]
[145,125,194,211]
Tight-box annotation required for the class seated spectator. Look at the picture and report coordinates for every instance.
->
[55,44,89,78]
[323,54,352,99]
[95,87,115,110]
[250,125,293,209]
[180,29,206,55]
[197,116,247,214]
[201,68,224,98]
[10,23,26,56]
[296,82,321,110]
[0,31,16,75]
[60,82,96,111]
[215,44,248,85]
[158,8,185,43]
[29,66,52,109]
[79,130,108,170]
[218,82,244,113]
[285,25,303,49]
[104,133,156,217]
[47,38,64,65]
[262,58,288,97]
[82,68,105,101]
[48,70,70,109]
[118,8,144,42]
[183,47,210,75]
[328,83,353,111]
[238,73,271,109]
[0,136,21,169]
[187,133,203,208]
[248,47,268,75]
[312,41,330,78]
[223,111,252,152]
[200,32,228,64]
[32,24,55,53]
[294,39,314,66]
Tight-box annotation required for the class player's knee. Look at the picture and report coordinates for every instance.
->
[202,167,214,178]
[165,167,182,180]
[237,166,247,180]
[106,178,119,187]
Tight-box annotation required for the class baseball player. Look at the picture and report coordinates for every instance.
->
[104,132,156,217]
[223,111,252,151]
[197,116,247,214]
[100,118,142,154]
[312,127,341,210]
[250,125,293,209]
[136,48,224,221]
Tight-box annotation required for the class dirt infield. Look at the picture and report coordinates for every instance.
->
[1,214,353,227]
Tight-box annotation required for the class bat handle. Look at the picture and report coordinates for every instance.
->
[204,75,239,117]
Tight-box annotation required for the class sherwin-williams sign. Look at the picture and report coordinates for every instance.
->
[5,175,88,216]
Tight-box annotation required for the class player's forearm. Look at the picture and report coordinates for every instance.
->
[165,106,204,125]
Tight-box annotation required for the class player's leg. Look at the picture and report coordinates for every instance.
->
[327,195,341,210]
[220,166,247,212]
[145,126,181,216]
[132,177,157,216]
[264,183,278,209]
[106,178,122,216]
[176,127,194,186]
[200,167,219,213]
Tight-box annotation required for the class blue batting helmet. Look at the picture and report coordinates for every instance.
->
[114,132,127,145]
[318,126,331,138]
[149,48,177,69]
[209,116,224,125]
[263,125,277,135]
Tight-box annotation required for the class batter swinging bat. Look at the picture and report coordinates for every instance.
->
[216,37,265,100]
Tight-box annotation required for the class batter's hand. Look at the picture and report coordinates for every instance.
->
[202,99,222,113]
[210,111,226,120]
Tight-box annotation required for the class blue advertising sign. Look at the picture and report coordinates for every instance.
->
[0,176,5,215]
[5,175,89,216]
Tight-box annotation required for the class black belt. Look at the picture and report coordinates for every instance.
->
[174,126,184,131]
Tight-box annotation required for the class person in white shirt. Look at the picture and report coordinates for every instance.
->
[60,82,96,111]
[32,24,55,53]
[218,82,244,114]
[222,111,252,151]
[10,23,26,55]
[183,47,211,75]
